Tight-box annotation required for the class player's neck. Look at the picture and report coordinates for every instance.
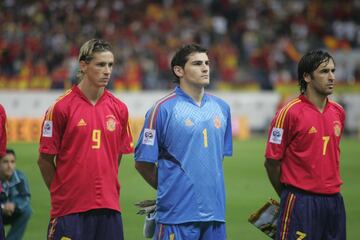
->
[78,81,105,105]
[304,91,328,113]
[180,83,204,106]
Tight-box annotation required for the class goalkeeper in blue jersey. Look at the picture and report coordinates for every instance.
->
[135,43,233,240]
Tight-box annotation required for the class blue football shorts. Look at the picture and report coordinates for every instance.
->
[153,221,226,240]
[277,186,346,240]
[47,209,124,240]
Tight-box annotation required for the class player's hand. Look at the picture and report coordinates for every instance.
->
[135,199,156,215]
[135,200,157,238]
[2,202,16,216]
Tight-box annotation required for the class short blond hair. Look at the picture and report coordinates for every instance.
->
[77,39,113,81]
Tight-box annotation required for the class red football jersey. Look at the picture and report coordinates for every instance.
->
[0,104,6,157]
[39,86,134,218]
[265,95,345,194]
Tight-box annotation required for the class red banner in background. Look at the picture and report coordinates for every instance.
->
[7,118,43,143]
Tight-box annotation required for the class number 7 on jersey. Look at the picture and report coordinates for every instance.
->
[322,136,329,155]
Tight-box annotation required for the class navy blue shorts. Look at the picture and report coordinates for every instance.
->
[154,221,226,240]
[277,186,346,240]
[47,209,124,240]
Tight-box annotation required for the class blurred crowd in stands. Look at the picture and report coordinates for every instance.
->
[0,0,360,91]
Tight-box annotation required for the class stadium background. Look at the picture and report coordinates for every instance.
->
[1,0,359,239]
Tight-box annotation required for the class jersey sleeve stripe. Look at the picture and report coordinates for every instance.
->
[44,107,51,121]
[126,122,134,148]
[45,89,72,121]
[47,106,54,121]
[45,103,56,121]
[148,92,176,129]
[278,99,301,128]
[274,99,299,127]
[274,104,288,128]
[275,99,301,128]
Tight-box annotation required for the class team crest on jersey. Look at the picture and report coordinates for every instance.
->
[184,118,194,127]
[269,127,283,144]
[213,116,221,128]
[42,120,53,137]
[333,121,341,137]
[142,128,156,145]
[106,115,116,132]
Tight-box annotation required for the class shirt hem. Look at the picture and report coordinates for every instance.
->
[50,206,120,218]
[156,218,226,225]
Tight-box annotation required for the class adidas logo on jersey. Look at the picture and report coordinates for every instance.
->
[77,118,87,127]
[308,126,317,134]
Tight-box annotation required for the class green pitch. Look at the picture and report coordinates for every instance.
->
[7,137,360,239]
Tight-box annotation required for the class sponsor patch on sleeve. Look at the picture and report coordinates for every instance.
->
[269,127,283,144]
[42,120,53,137]
[142,128,156,146]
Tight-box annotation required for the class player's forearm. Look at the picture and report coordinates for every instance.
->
[135,162,158,190]
[264,158,283,197]
[38,154,56,190]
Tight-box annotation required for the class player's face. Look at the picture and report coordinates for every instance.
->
[81,51,114,88]
[0,153,16,180]
[179,52,210,88]
[306,59,336,96]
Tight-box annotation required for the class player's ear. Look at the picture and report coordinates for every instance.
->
[303,72,311,83]
[173,66,183,78]
[79,60,88,74]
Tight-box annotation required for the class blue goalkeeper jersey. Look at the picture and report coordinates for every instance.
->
[135,86,233,224]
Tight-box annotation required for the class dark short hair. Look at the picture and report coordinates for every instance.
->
[297,50,334,93]
[5,149,15,157]
[170,43,207,83]
[78,39,113,63]
[1,149,16,161]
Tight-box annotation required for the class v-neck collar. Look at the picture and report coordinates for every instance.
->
[73,85,108,106]
[299,94,330,114]
[175,86,208,107]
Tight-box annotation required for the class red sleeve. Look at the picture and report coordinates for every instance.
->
[119,106,134,154]
[341,106,346,136]
[265,105,295,161]
[0,105,6,157]
[39,102,67,155]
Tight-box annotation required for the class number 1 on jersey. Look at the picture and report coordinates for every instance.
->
[202,128,208,148]
[322,136,329,155]
[92,129,101,149]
